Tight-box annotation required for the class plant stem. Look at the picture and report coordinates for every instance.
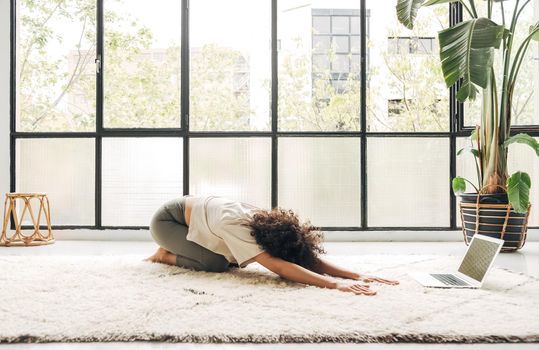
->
[500,1,506,50]
[460,1,475,19]
[469,136,482,189]
[463,178,479,193]
[468,0,478,18]
[509,30,536,88]
[499,0,521,141]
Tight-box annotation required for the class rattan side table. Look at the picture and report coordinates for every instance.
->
[1,193,54,246]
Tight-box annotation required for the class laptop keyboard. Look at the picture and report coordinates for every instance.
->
[431,274,470,286]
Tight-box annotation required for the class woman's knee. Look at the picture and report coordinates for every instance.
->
[149,206,186,248]
[149,209,167,242]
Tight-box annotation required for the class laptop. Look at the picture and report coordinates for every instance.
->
[410,234,504,289]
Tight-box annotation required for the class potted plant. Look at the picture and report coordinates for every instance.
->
[396,0,539,250]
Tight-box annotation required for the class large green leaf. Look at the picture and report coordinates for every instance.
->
[507,172,531,214]
[396,0,462,29]
[531,22,539,41]
[396,0,425,29]
[452,176,466,194]
[438,18,506,102]
[503,133,539,156]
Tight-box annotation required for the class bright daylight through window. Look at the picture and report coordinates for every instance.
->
[12,0,539,229]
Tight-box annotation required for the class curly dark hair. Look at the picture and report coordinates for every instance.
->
[242,208,325,270]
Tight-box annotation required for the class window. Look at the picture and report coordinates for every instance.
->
[11,0,539,230]
[463,0,539,127]
[278,2,361,132]
[367,2,448,132]
[104,0,182,128]
[190,0,271,131]
[16,1,97,132]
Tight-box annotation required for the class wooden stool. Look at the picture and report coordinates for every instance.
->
[1,193,54,246]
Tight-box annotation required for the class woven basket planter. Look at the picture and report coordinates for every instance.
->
[459,193,531,252]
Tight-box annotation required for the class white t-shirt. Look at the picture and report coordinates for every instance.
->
[186,195,264,267]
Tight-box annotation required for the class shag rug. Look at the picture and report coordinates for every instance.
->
[0,254,538,344]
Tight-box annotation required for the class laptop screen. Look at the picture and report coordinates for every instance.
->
[457,236,502,282]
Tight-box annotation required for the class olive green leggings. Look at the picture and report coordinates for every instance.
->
[149,196,230,272]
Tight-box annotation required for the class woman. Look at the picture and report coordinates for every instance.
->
[146,195,398,296]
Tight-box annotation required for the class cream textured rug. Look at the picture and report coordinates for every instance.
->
[0,254,538,343]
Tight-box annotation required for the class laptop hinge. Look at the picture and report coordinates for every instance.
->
[456,272,481,286]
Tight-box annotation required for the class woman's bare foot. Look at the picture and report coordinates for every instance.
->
[144,247,170,263]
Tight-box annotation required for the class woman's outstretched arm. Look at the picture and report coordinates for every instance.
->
[254,252,375,295]
[313,257,399,285]
[312,257,359,279]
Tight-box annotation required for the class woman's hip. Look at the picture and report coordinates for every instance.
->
[151,195,191,226]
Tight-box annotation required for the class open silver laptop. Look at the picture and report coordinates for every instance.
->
[410,234,504,289]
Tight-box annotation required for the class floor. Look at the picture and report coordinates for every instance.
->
[1,240,538,349]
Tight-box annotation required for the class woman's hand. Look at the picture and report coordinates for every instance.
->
[355,274,399,285]
[335,281,376,296]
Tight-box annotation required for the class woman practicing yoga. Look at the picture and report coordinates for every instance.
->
[146,195,398,296]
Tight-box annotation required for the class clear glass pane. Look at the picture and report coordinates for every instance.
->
[102,138,183,226]
[368,138,450,226]
[456,137,539,227]
[190,138,271,208]
[104,0,181,128]
[190,0,271,131]
[278,138,361,227]
[367,1,448,132]
[16,1,96,132]
[464,0,539,126]
[279,2,361,131]
[16,139,95,225]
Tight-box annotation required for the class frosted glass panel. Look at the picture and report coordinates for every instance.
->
[16,139,95,225]
[278,138,361,227]
[456,137,539,227]
[368,138,450,226]
[190,138,271,208]
[102,138,183,226]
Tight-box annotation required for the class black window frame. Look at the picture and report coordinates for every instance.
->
[9,0,539,231]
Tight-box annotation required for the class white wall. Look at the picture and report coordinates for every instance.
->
[0,0,10,198]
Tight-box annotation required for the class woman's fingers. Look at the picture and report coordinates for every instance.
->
[351,285,376,296]
[336,282,377,295]
[350,284,376,296]
[362,276,399,285]
[374,277,399,285]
